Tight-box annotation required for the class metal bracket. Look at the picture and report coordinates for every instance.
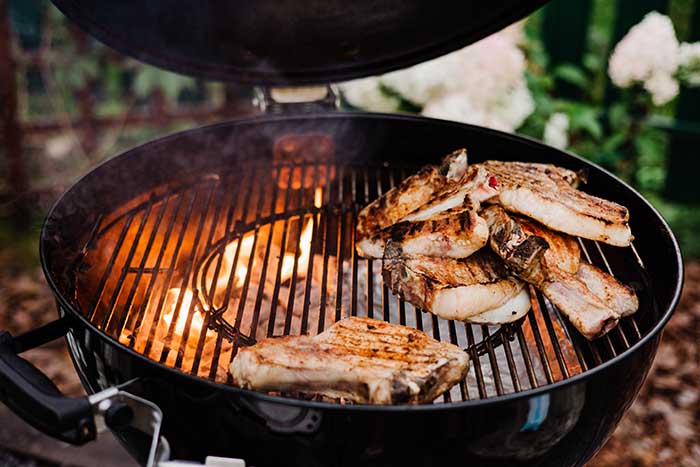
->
[89,386,246,467]
[254,84,339,114]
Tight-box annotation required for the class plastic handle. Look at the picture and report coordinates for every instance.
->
[0,325,96,445]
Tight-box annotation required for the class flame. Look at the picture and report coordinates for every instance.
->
[226,234,255,289]
[280,217,314,283]
[314,187,323,208]
[162,288,203,336]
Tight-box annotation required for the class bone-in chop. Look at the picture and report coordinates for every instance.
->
[356,149,497,259]
[480,161,632,246]
[482,205,638,339]
[230,317,469,405]
[382,243,530,324]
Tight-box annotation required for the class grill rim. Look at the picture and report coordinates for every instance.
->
[39,112,684,411]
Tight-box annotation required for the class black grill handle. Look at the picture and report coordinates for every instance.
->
[0,319,96,445]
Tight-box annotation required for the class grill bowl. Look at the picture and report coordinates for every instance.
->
[39,113,682,466]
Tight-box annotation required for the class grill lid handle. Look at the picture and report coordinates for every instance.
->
[0,320,96,445]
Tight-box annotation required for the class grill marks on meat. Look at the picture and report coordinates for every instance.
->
[481,161,632,246]
[356,150,497,259]
[356,149,468,252]
[483,205,638,339]
[357,204,489,259]
[382,244,530,323]
[230,317,469,405]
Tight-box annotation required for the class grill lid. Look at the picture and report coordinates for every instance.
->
[50,0,548,85]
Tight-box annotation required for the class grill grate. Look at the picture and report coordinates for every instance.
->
[74,161,655,403]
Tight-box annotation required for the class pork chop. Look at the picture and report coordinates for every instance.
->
[382,243,530,323]
[230,316,469,405]
[356,151,498,259]
[483,205,638,339]
[480,161,632,246]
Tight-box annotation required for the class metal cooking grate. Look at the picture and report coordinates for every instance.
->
[73,160,655,403]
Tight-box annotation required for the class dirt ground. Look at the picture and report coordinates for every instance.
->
[0,248,697,466]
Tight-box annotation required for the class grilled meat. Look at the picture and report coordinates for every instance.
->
[382,243,530,323]
[480,161,632,246]
[356,149,468,248]
[357,204,489,259]
[230,316,469,405]
[483,205,638,339]
[356,151,498,259]
[575,262,639,317]
[539,278,620,339]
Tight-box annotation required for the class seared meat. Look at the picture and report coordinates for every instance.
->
[402,165,498,222]
[356,205,489,259]
[575,263,638,317]
[480,161,632,246]
[483,205,638,339]
[356,149,468,248]
[230,317,469,405]
[540,278,620,339]
[356,151,497,259]
[382,243,530,323]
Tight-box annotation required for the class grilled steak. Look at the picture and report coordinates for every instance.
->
[382,243,530,323]
[230,317,469,405]
[483,205,638,339]
[480,161,632,246]
[356,150,497,259]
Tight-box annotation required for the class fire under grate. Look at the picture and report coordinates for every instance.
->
[72,160,657,403]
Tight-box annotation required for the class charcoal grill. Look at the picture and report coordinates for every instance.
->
[77,149,652,399]
[0,2,684,467]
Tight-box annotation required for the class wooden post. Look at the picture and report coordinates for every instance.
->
[664,1,700,202]
[0,0,30,229]
[541,0,593,98]
[71,28,98,159]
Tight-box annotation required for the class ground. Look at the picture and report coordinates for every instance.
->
[0,247,697,466]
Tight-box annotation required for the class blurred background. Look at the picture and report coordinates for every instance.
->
[0,0,698,465]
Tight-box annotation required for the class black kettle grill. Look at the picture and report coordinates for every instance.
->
[0,2,683,466]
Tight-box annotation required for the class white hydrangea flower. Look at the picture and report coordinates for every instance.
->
[422,92,502,129]
[339,27,533,132]
[644,72,679,105]
[338,77,401,112]
[679,42,700,86]
[608,12,680,94]
[380,53,462,106]
[489,79,535,131]
[543,112,570,150]
[381,32,527,107]
[422,78,535,133]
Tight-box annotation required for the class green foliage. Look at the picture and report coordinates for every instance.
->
[553,64,590,90]
[132,67,197,103]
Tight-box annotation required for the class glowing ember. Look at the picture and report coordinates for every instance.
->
[162,288,204,336]
[314,187,323,208]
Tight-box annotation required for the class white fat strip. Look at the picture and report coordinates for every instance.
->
[431,279,524,321]
[467,287,531,324]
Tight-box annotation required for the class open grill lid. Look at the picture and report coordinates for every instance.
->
[50,0,549,85]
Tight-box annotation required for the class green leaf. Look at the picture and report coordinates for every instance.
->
[608,103,630,131]
[553,64,589,89]
[568,106,603,140]
[582,53,602,72]
[601,132,627,153]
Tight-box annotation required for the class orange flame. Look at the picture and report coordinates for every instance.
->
[162,288,204,336]
[314,187,323,208]
[279,217,314,283]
